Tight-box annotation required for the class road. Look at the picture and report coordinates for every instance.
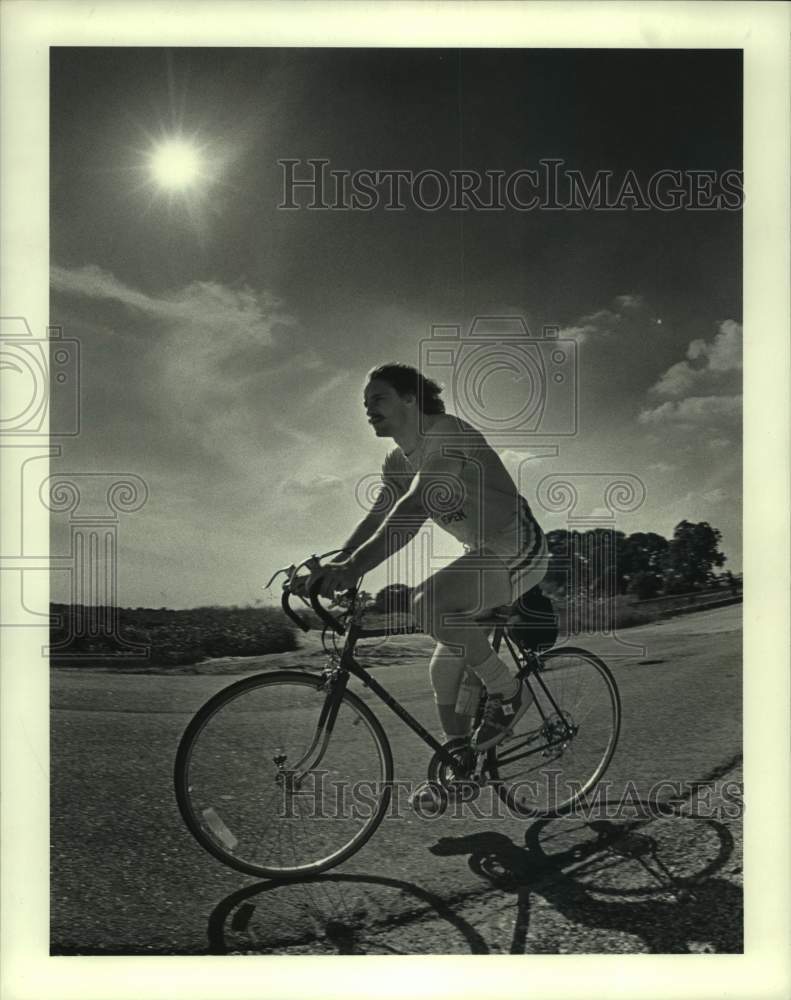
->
[51,604,742,954]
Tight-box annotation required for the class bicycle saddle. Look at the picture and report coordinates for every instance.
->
[477,585,559,651]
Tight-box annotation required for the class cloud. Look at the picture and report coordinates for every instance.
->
[687,319,741,372]
[499,448,547,467]
[650,360,700,398]
[651,320,742,398]
[51,263,289,348]
[307,372,352,406]
[614,294,644,310]
[50,263,355,467]
[640,320,742,431]
[270,420,313,445]
[559,294,646,343]
[647,461,677,472]
[557,323,597,343]
[638,395,742,425]
[677,487,730,507]
[279,473,344,497]
[702,488,729,504]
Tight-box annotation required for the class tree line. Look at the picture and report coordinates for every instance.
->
[366,519,736,613]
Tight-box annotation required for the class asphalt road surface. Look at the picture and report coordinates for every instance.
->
[51,604,743,955]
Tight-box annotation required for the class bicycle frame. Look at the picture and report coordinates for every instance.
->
[493,629,580,770]
[291,614,575,783]
[279,568,576,782]
[292,617,474,777]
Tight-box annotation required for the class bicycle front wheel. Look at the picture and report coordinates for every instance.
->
[489,646,621,817]
[175,670,394,879]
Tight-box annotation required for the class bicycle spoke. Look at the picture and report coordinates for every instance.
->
[489,647,621,816]
[176,672,393,878]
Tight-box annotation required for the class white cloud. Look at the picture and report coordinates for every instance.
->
[647,461,677,472]
[687,319,741,372]
[650,320,742,398]
[499,448,546,466]
[308,372,351,406]
[614,294,644,310]
[270,420,313,445]
[557,323,597,344]
[677,487,730,507]
[559,294,646,343]
[702,488,728,504]
[279,474,344,497]
[51,263,290,348]
[50,263,354,468]
[651,360,700,398]
[638,395,742,425]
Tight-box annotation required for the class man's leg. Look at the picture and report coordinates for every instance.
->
[412,552,519,721]
[428,641,473,738]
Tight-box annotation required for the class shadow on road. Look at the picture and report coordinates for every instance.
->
[207,871,489,954]
[430,800,742,954]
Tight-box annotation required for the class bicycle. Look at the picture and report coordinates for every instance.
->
[174,551,621,880]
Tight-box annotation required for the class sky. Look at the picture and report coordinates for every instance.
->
[49,48,743,608]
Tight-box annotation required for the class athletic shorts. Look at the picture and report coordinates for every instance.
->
[465,497,549,603]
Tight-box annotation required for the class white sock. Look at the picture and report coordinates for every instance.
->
[470,651,519,699]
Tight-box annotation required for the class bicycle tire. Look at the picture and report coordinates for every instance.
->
[488,646,621,818]
[175,669,394,879]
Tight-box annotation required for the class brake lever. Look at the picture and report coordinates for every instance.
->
[263,564,297,590]
[264,549,355,598]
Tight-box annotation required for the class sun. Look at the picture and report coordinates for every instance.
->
[149,138,203,189]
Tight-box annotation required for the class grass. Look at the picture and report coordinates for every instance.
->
[50,591,738,675]
[49,604,299,671]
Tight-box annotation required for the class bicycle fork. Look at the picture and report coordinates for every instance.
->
[274,671,349,789]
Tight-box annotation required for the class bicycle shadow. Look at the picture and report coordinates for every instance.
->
[429,802,742,954]
[206,871,490,954]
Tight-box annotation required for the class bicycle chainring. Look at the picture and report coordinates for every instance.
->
[427,737,487,800]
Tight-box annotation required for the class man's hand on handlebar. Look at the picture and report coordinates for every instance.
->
[307,559,359,600]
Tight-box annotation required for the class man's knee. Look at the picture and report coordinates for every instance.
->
[413,588,456,639]
[429,644,466,702]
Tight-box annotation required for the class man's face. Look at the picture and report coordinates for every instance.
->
[363,378,413,437]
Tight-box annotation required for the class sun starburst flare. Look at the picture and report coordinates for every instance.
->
[149,138,204,189]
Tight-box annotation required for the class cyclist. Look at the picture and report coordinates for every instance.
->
[308,362,549,754]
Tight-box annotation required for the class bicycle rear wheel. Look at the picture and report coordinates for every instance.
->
[488,646,621,817]
[175,670,394,879]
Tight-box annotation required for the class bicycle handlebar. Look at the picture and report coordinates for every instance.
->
[280,586,312,633]
[308,578,352,636]
[270,550,352,636]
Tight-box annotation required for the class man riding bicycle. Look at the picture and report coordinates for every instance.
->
[306,362,549,755]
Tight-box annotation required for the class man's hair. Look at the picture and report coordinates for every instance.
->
[367,363,446,414]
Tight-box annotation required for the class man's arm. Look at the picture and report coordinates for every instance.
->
[327,506,389,563]
[326,471,408,563]
[347,453,464,576]
[345,490,428,575]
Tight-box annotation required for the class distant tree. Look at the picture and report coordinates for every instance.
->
[624,532,670,574]
[374,583,412,615]
[330,588,373,611]
[628,571,663,600]
[724,570,739,596]
[663,520,726,591]
[585,529,629,596]
[544,529,587,596]
[616,531,670,593]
